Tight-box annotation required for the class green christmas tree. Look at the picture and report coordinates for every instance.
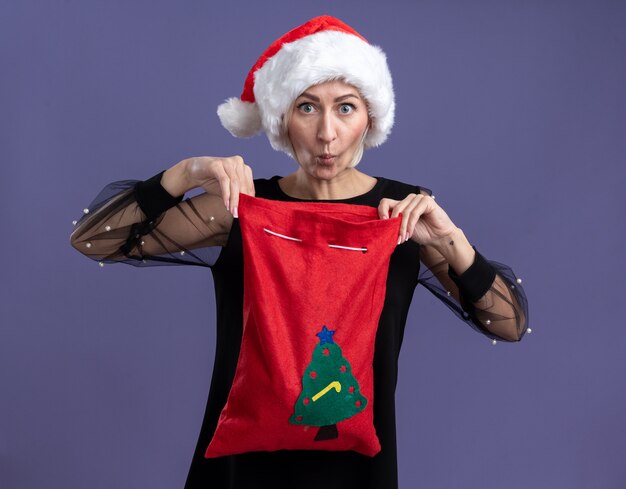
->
[289,325,368,441]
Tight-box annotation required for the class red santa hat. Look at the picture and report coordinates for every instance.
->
[217,15,395,158]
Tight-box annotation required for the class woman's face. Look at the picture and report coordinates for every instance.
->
[287,79,370,181]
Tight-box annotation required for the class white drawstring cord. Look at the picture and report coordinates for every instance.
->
[328,244,368,252]
[263,227,368,252]
[263,227,303,242]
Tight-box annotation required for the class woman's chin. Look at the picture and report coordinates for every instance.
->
[309,167,341,181]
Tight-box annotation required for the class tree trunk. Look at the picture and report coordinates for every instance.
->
[314,424,338,441]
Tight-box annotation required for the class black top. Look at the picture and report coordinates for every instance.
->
[69,173,529,489]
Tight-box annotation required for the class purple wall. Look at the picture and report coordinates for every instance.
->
[2,1,625,488]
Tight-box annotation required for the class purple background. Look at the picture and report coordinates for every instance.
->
[2,1,625,488]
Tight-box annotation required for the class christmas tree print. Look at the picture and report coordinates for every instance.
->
[289,325,368,441]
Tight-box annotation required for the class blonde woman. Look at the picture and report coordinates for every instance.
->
[71,15,528,489]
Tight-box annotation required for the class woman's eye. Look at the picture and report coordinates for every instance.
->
[339,104,354,114]
[298,103,315,113]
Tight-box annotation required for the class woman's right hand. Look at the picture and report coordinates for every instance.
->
[162,156,255,217]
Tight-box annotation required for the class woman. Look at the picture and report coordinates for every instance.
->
[70,15,528,489]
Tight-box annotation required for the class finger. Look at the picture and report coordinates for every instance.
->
[386,196,413,245]
[390,195,414,219]
[229,176,241,217]
[244,164,255,196]
[377,198,394,219]
[230,161,247,216]
[211,162,231,211]
[398,196,421,241]
[405,195,430,241]
[219,156,241,213]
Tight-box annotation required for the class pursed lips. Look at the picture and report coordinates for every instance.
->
[317,154,336,163]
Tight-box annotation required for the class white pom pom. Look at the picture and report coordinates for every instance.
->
[217,98,262,138]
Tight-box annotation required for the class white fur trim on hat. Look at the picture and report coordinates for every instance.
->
[218,29,395,158]
[255,30,394,155]
[217,97,262,138]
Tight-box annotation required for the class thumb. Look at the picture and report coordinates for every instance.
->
[378,199,393,219]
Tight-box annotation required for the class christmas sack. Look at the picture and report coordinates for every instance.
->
[204,193,401,458]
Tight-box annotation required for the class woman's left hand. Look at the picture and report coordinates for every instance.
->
[378,192,458,246]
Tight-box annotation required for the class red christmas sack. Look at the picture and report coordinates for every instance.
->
[204,193,401,458]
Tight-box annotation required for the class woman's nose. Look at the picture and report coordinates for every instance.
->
[317,112,337,143]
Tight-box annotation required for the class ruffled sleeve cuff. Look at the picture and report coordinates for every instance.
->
[447,247,497,303]
[133,171,184,221]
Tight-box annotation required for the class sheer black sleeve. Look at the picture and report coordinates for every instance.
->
[69,171,233,268]
[415,187,529,343]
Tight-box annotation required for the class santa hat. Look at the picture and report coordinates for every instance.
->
[217,15,395,157]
